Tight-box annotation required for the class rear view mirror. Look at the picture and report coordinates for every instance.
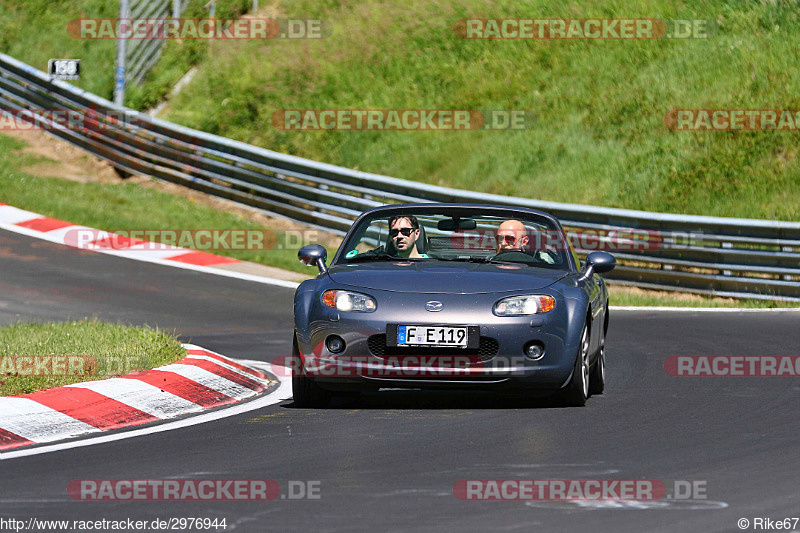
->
[437,218,477,231]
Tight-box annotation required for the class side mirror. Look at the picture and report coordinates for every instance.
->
[588,251,616,274]
[298,244,328,274]
[578,251,616,283]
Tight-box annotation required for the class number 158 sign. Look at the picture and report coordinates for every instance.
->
[48,59,80,80]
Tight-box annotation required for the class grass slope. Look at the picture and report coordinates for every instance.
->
[156,0,800,220]
[0,0,250,107]
[2,1,799,220]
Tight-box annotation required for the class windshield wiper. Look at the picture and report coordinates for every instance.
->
[434,256,526,265]
[346,253,425,263]
[433,256,486,261]
[346,253,398,263]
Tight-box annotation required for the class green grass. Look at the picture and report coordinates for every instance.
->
[0,319,186,396]
[0,0,250,106]
[607,285,796,308]
[3,1,800,219]
[0,134,318,274]
[0,0,117,97]
[152,0,800,221]
[124,0,252,110]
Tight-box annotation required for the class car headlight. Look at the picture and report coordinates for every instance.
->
[493,295,555,316]
[322,290,377,312]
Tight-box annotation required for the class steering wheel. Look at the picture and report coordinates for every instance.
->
[492,250,557,264]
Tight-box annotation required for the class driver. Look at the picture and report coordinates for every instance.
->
[389,215,427,258]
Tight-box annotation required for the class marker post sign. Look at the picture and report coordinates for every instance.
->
[48,59,81,80]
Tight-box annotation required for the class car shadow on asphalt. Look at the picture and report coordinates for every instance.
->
[283,390,581,410]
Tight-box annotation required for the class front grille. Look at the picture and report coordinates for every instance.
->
[367,334,499,362]
[367,335,388,356]
[477,337,500,360]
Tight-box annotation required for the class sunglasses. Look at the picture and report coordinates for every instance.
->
[390,228,415,237]
[496,234,517,244]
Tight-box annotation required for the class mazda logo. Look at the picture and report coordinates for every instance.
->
[425,301,443,312]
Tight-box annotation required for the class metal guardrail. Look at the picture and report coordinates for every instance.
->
[1,52,799,301]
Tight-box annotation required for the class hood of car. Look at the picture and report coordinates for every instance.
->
[327,261,568,294]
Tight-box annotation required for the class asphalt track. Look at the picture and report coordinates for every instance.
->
[1,229,798,533]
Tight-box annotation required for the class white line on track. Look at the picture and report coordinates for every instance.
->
[0,361,290,461]
[610,306,800,312]
[0,222,300,289]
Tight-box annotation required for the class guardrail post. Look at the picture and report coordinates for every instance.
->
[721,241,733,276]
[319,183,329,213]
[113,0,130,106]
[205,0,217,45]
[205,0,216,18]
[782,246,793,280]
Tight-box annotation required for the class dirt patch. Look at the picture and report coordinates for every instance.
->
[607,283,741,305]
[3,130,120,183]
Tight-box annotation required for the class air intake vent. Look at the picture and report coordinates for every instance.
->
[367,335,498,361]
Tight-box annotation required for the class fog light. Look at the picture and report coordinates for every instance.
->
[525,342,545,360]
[326,335,346,354]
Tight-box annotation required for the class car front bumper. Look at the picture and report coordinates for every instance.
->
[295,290,581,392]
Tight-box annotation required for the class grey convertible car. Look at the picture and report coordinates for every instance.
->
[293,204,615,407]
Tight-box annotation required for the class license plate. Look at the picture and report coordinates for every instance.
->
[397,325,468,347]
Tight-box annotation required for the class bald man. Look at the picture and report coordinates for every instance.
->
[495,219,530,252]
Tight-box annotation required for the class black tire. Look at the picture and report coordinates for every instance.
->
[556,322,590,407]
[291,334,331,408]
[589,329,606,396]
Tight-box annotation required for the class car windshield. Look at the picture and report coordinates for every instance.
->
[334,208,573,270]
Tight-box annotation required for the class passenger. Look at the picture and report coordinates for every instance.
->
[495,219,529,252]
[389,215,427,258]
[495,219,556,264]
